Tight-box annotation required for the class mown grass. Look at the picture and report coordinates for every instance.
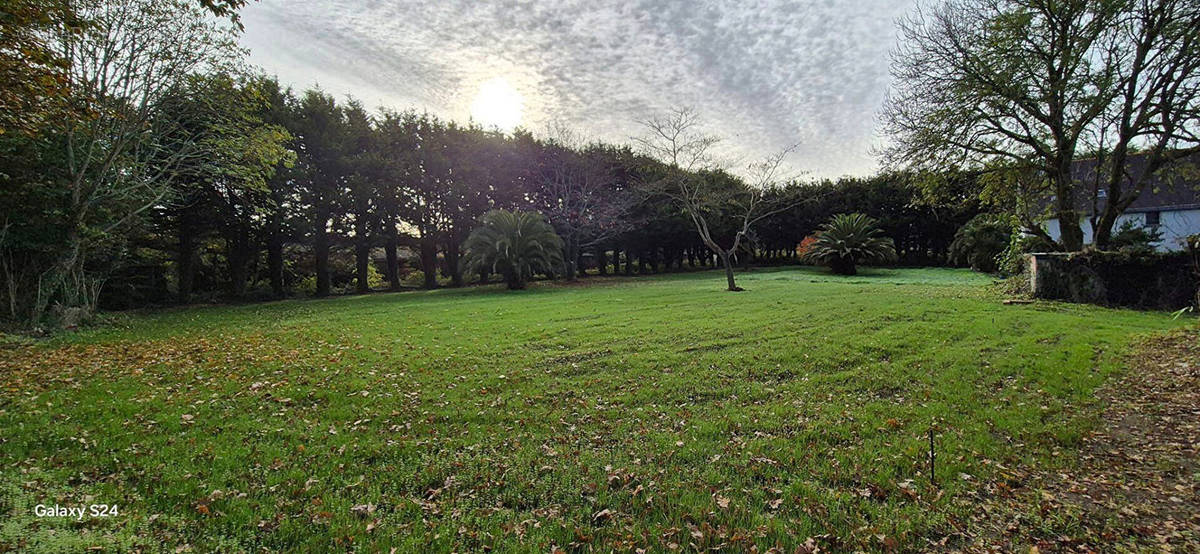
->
[0,266,1183,552]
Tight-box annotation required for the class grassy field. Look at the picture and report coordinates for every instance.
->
[0,267,1184,552]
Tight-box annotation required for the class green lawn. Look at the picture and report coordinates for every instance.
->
[0,267,1183,552]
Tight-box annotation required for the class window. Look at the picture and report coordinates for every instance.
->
[1145,211,1161,227]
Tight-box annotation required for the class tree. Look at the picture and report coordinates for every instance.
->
[342,100,377,294]
[260,78,301,298]
[882,0,1200,251]
[1084,1,1200,248]
[196,0,249,26]
[442,124,515,287]
[408,113,452,289]
[8,0,240,323]
[374,109,423,291]
[461,210,564,290]
[802,213,897,275]
[292,90,347,297]
[0,0,79,137]
[534,124,633,281]
[163,74,292,300]
[636,107,797,291]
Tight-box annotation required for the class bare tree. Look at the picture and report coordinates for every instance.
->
[883,0,1200,251]
[1086,0,1200,248]
[536,121,633,280]
[636,107,798,291]
[37,0,240,320]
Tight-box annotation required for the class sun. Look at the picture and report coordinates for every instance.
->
[470,77,523,132]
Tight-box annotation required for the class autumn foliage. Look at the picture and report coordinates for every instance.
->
[795,235,818,258]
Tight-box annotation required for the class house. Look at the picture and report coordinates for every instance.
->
[1044,154,1200,251]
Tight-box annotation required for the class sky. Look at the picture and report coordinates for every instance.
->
[239,0,919,179]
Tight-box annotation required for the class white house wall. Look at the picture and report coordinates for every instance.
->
[1044,209,1200,251]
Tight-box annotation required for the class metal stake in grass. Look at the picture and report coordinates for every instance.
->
[929,426,937,487]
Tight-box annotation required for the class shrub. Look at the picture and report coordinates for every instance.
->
[366,263,386,290]
[403,270,426,288]
[802,213,896,275]
[997,232,1059,276]
[949,214,1012,273]
[461,210,564,290]
[298,275,317,296]
[795,235,818,258]
[1109,220,1163,253]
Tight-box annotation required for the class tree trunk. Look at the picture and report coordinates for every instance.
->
[625,247,635,275]
[445,230,464,287]
[226,234,251,299]
[314,217,331,297]
[36,236,90,323]
[384,224,400,291]
[1093,146,1145,250]
[1094,216,1113,250]
[564,238,578,281]
[420,233,438,289]
[718,250,742,291]
[351,209,368,294]
[267,230,284,299]
[831,256,857,275]
[177,210,196,304]
[1094,192,1126,250]
[503,267,524,290]
[597,247,607,275]
[1051,164,1085,251]
[267,188,286,299]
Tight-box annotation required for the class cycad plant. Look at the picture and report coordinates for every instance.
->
[949,214,1012,273]
[461,210,565,290]
[803,213,897,275]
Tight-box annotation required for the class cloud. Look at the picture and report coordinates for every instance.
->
[239,0,917,178]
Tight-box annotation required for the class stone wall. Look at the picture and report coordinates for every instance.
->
[1027,251,1198,310]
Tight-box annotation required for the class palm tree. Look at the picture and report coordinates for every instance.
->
[461,210,565,290]
[803,213,897,275]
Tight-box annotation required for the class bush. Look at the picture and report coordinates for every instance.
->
[795,235,818,259]
[998,233,1059,276]
[403,270,427,288]
[366,263,386,290]
[802,213,897,275]
[298,275,318,297]
[1109,220,1163,253]
[949,214,1012,273]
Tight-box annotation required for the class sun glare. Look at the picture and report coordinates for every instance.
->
[470,77,523,132]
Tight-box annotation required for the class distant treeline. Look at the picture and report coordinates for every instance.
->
[0,0,984,326]
[4,75,986,317]
[87,82,982,310]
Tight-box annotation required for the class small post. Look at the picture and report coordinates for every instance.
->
[928,426,937,487]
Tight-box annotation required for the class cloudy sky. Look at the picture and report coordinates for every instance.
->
[239,0,918,178]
